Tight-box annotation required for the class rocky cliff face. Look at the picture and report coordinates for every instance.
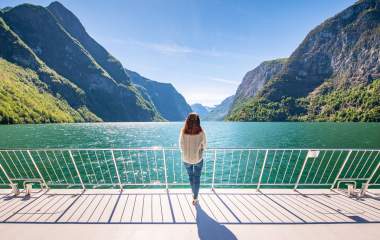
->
[47,1,131,86]
[228,0,380,122]
[260,0,380,101]
[232,58,286,106]
[126,69,192,121]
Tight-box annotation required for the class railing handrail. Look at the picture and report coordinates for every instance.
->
[1,147,379,151]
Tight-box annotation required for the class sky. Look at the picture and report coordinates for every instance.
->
[0,0,355,106]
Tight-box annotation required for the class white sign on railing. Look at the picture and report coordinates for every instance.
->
[307,150,320,158]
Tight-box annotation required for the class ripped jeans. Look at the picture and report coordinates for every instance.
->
[184,160,203,199]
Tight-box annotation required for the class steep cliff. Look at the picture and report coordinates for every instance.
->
[233,59,287,105]
[228,0,380,121]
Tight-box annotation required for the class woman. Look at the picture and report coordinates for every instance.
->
[179,112,207,205]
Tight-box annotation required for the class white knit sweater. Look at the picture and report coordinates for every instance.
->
[179,130,207,164]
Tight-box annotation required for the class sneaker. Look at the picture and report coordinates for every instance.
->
[192,198,199,206]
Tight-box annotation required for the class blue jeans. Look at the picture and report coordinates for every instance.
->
[184,160,203,199]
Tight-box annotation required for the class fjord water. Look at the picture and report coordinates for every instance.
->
[0,122,379,149]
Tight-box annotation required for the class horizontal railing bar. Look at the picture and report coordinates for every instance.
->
[1,148,379,151]
[335,178,370,181]
[213,183,332,186]
[2,183,333,186]
[10,178,44,181]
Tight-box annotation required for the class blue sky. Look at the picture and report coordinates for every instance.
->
[1,0,355,106]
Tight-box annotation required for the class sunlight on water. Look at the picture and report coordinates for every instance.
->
[0,122,379,149]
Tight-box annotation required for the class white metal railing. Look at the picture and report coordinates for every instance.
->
[0,148,379,190]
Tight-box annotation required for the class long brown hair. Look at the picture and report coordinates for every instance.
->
[182,112,203,135]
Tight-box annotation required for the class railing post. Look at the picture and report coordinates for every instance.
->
[294,154,309,190]
[0,163,13,186]
[162,149,169,190]
[110,150,123,191]
[365,153,380,186]
[69,150,85,190]
[330,150,352,189]
[211,150,217,190]
[257,150,268,190]
[27,150,48,189]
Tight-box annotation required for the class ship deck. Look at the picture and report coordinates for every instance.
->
[0,188,379,239]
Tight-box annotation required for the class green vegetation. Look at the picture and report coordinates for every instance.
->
[227,97,304,121]
[0,59,100,124]
[305,79,380,121]
[228,79,380,122]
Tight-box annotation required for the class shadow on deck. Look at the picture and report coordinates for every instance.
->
[0,189,379,225]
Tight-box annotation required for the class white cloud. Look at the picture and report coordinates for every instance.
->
[207,77,239,85]
[133,41,193,55]
[106,37,249,58]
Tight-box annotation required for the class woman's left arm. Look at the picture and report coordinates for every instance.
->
[179,130,185,150]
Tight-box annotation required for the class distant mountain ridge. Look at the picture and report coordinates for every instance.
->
[204,95,235,121]
[190,103,211,118]
[189,96,235,121]
[228,0,380,122]
[0,1,191,123]
[126,69,192,121]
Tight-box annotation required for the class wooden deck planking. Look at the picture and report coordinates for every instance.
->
[0,195,35,221]
[219,194,260,223]
[0,189,379,224]
[207,193,238,223]
[57,194,90,222]
[256,194,302,223]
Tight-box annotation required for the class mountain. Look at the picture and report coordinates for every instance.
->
[0,3,161,122]
[204,95,235,121]
[0,2,192,123]
[49,1,193,121]
[191,104,211,118]
[228,0,380,122]
[0,15,99,123]
[46,2,131,86]
[125,69,192,121]
[232,59,287,107]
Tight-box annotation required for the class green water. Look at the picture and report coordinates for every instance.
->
[0,122,379,149]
